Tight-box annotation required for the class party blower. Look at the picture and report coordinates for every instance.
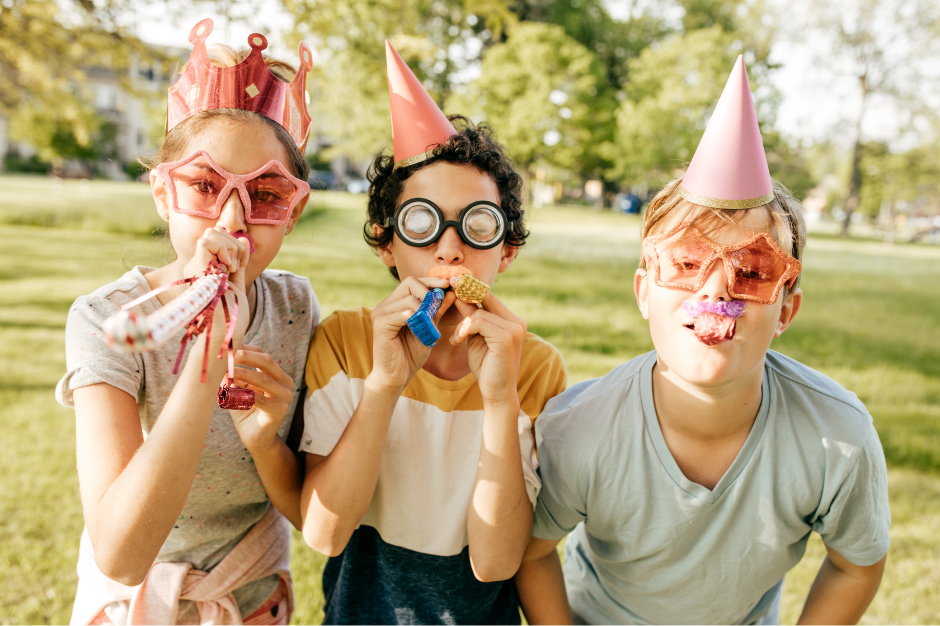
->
[406,265,491,347]
[102,243,256,410]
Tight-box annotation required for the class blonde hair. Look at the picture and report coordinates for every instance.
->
[641,178,807,289]
[140,45,309,180]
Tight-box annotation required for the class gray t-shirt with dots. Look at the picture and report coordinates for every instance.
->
[56,266,318,621]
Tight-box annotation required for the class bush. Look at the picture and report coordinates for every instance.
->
[3,153,51,174]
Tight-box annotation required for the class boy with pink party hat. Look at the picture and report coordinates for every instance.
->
[516,57,890,625]
[296,42,566,624]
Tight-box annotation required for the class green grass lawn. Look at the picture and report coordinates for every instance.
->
[1,177,939,623]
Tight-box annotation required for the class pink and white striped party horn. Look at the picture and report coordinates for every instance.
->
[103,260,255,410]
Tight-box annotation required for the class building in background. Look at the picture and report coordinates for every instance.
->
[1,45,187,179]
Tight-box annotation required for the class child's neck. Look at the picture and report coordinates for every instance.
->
[650,357,764,490]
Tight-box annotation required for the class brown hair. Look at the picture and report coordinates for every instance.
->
[641,178,807,289]
[363,116,528,280]
[140,44,309,180]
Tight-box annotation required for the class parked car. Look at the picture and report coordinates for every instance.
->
[346,179,370,194]
[307,170,336,190]
[615,192,642,214]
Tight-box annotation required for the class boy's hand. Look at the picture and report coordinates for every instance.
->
[448,288,526,407]
[369,276,456,392]
[228,345,295,453]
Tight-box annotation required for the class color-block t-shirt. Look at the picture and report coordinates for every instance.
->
[533,350,891,625]
[56,266,318,623]
[300,308,567,624]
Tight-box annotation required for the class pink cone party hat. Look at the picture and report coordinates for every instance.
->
[678,55,774,210]
[386,41,457,169]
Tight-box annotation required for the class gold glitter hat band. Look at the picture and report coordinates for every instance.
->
[394,149,438,170]
[677,185,775,210]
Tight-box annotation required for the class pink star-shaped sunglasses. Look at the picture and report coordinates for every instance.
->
[155,150,309,226]
[642,221,802,305]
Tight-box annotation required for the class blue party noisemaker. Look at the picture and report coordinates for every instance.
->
[406,288,445,347]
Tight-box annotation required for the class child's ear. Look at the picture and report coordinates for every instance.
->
[634,268,650,320]
[150,171,170,222]
[774,287,802,338]
[497,244,519,273]
[373,223,397,268]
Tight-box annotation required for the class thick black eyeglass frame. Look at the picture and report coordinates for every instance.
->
[385,197,508,250]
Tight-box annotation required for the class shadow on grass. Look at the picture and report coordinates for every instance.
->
[0,320,65,331]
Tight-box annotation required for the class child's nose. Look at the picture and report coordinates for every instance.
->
[217,189,248,232]
[434,225,465,265]
[698,258,733,301]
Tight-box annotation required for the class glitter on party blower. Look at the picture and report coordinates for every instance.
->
[102,234,256,410]
[681,300,746,347]
[406,265,492,347]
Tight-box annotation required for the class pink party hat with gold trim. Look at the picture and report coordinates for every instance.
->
[678,56,774,210]
[386,41,457,169]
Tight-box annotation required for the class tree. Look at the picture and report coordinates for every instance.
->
[609,26,744,186]
[447,22,615,178]
[279,0,516,161]
[790,0,940,235]
[279,0,677,162]
[510,0,672,90]
[0,0,167,165]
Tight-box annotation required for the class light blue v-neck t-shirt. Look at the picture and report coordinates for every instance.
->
[533,351,890,625]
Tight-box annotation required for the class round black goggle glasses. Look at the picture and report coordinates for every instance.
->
[385,198,508,250]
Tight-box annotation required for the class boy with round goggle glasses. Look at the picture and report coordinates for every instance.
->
[293,44,567,625]
[387,198,507,249]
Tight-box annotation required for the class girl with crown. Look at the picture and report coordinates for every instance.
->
[55,19,318,625]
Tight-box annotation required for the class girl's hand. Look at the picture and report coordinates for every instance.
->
[368,276,456,392]
[228,345,295,453]
[448,289,526,408]
[184,227,251,344]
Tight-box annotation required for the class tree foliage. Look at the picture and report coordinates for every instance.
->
[281,0,516,161]
[0,0,161,164]
[447,22,615,176]
[788,0,940,233]
[609,26,743,185]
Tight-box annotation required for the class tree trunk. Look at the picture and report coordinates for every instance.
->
[840,76,868,237]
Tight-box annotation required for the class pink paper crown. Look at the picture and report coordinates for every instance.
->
[167,18,313,152]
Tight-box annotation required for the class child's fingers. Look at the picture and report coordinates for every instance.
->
[433,290,457,324]
[477,291,527,333]
[372,294,424,321]
[193,228,243,273]
[231,367,293,402]
[451,297,479,319]
[234,349,294,391]
[449,309,525,346]
[375,276,450,310]
[230,234,251,288]
[232,387,285,421]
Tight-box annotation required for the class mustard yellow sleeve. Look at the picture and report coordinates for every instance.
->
[300,308,374,455]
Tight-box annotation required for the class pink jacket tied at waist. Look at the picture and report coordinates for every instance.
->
[72,507,293,625]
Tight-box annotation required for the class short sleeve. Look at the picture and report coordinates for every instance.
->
[812,429,891,566]
[532,381,596,540]
[299,311,362,456]
[56,295,143,408]
[517,336,568,508]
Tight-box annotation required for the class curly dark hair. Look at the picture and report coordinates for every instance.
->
[363,115,528,280]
